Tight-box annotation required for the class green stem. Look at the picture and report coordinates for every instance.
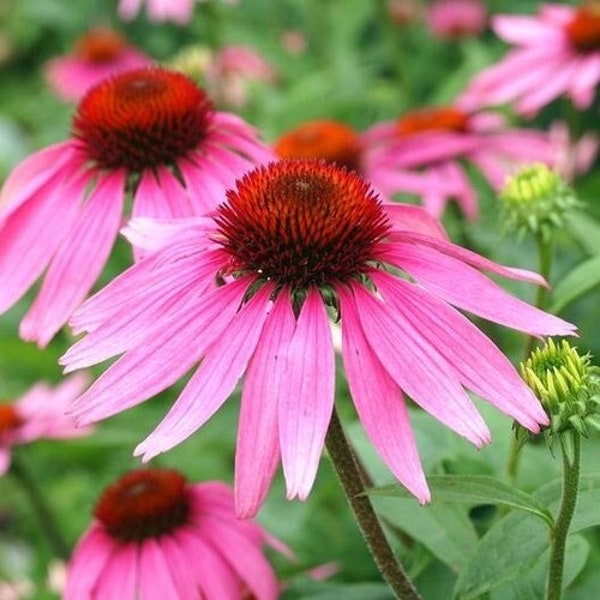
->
[546,434,581,600]
[325,407,423,600]
[10,454,70,561]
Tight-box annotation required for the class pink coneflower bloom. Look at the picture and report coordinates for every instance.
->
[65,469,281,599]
[44,28,150,102]
[0,374,91,476]
[0,66,273,347]
[426,0,487,39]
[362,105,573,220]
[460,3,600,116]
[61,160,574,517]
[206,45,278,108]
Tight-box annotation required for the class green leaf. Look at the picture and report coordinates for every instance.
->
[373,497,478,573]
[370,475,554,527]
[454,473,600,599]
[550,254,600,312]
[566,212,600,255]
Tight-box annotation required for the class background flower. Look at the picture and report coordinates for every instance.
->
[65,469,282,599]
[0,374,91,476]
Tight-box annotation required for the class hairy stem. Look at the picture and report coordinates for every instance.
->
[325,408,422,600]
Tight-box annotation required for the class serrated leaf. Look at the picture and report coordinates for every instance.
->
[370,475,554,527]
[550,254,600,312]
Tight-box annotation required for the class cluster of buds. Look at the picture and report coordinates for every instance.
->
[499,163,580,240]
[520,339,600,440]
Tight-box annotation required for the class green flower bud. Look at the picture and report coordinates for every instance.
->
[499,164,579,240]
[520,339,600,438]
[166,46,212,82]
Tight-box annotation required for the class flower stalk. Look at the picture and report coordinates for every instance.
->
[546,433,581,600]
[325,407,423,600]
[10,454,70,561]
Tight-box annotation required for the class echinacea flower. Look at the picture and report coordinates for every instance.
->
[65,469,281,599]
[460,3,600,116]
[0,374,91,475]
[0,66,273,347]
[61,160,575,517]
[44,28,150,102]
[362,105,581,220]
[426,0,487,39]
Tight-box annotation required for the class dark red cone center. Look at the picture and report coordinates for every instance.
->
[94,469,190,542]
[73,67,214,171]
[215,160,390,290]
[565,5,600,52]
[74,29,128,64]
[396,106,470,136]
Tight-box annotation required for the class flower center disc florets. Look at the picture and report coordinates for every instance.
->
[0,405,23,438]
[73,67,214,170]
[396,106,470,136]
[274,120,363,173]
[215,160,390,290]
[74,28,128,63]
[94,469,190,542]
[565,4,600,52]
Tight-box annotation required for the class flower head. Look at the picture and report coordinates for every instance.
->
[0,374,91,476]
[61,160,575,516]
[44,28,150,102]
[363,105,583,220]
[426,0,487,39]
[520,339,600,437]
[500,163,579,239]
[0,66,273,347]
[65,468,281,599]
[461,3,600,116]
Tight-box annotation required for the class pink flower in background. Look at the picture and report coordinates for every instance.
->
[65,469,282,599]
[118,0,196,24]
[0,374,91,475]
[362,105,581,220]
[61,160,574,517]
[461,3,600,116]
[206,45,278,107]
[0,66,273,347]
[44,28,150,102]
[426,0,487,39]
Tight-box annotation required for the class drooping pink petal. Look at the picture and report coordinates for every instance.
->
[135,283,273,460]
[174,530,242,600]
[385,232,549,286]
[383,203,449,240]
[235,292,296,517]
[279,288,335,501]
[0,169,88,314]
[62,250,223,369]
[19,170,126,347]
[492,15,564,47]
[371,271,549,431]
[351,283,491,446]
[337,285,430,503]
[199,517,279,600]
[380,241,576,336]
[179,158,230,214]
[92,542,138,600]
[67,278,250,425]
[0,449,11,476]
[137,539,181,600]
[63,527,117,600]
[0,141,77,219]
[132,168,192,221]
